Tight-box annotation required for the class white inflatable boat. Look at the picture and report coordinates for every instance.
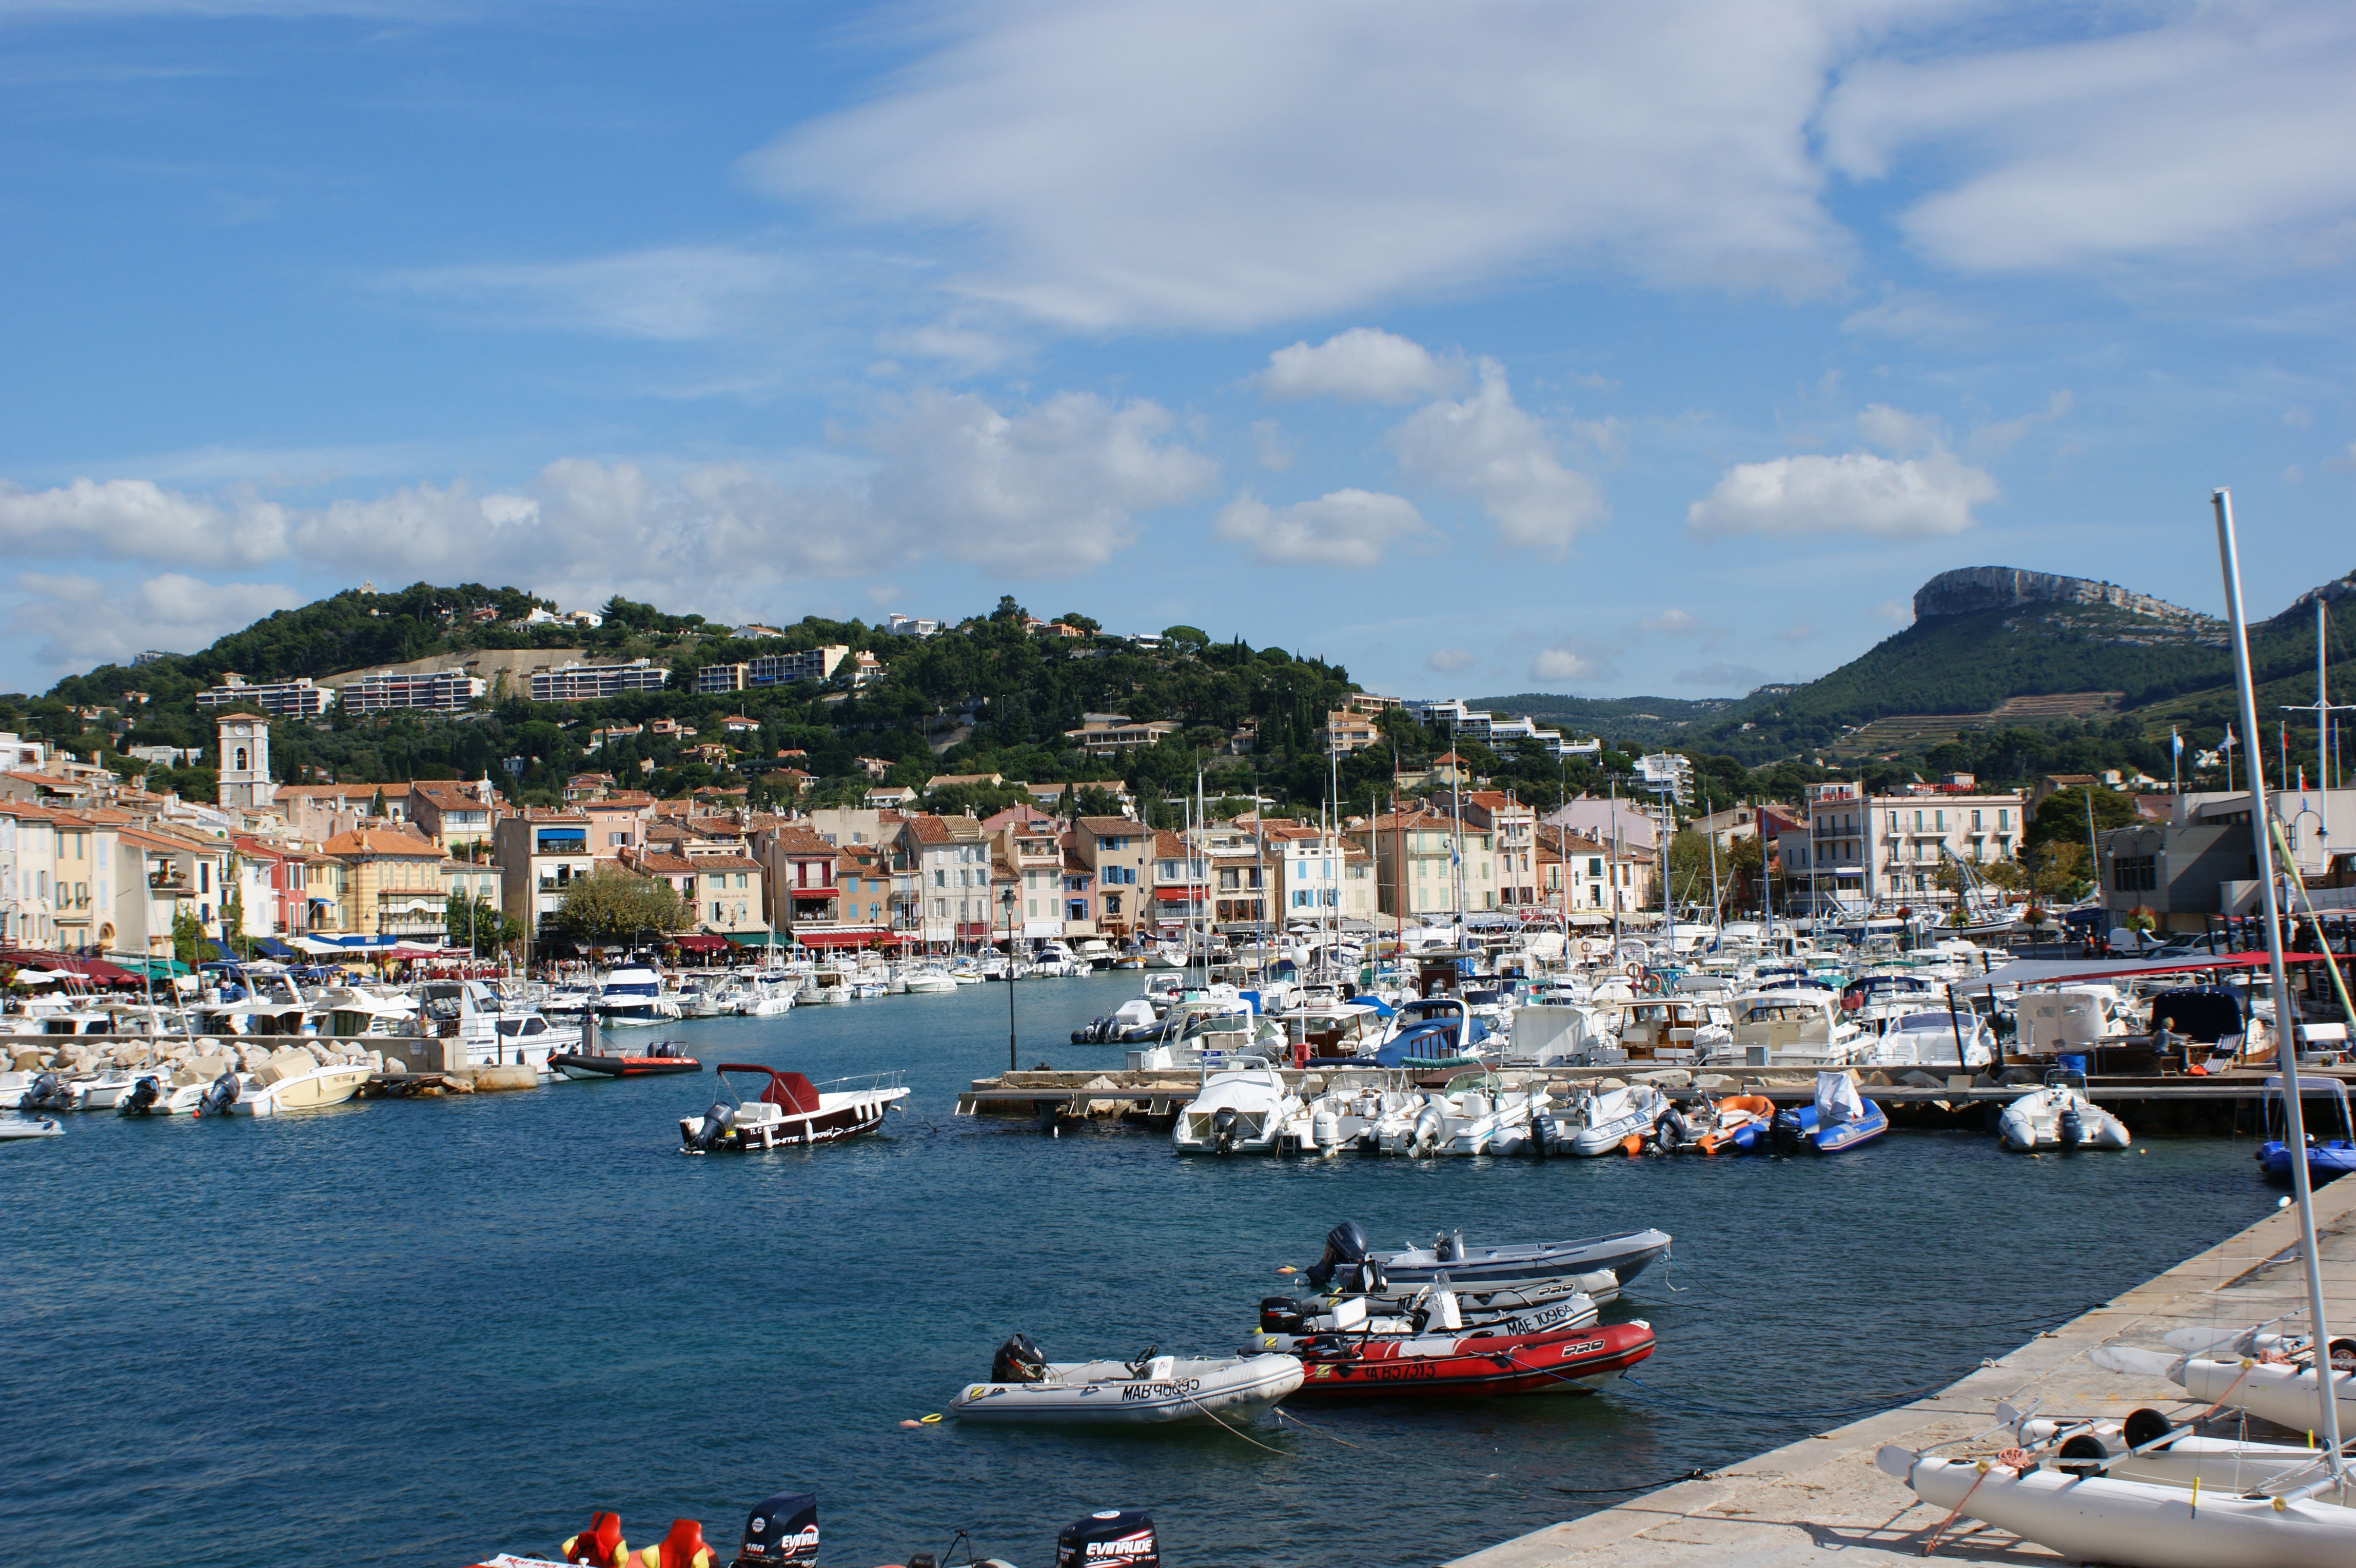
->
[950,1337,1302,1425]
[1999,1071,2131,1151]
[1878,1445,2356,1567]
[1555,1082,1668,1157]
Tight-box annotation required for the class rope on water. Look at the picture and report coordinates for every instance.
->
[1271,1405,1372,1449]
[1179,1390,1289,1454]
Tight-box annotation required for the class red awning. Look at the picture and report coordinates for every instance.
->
[1154,887,1202,902]
[0,950,143,986]
[673,933,732,953]
[794,927,890,949]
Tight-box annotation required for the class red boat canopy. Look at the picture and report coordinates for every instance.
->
[719,1063,819,1113]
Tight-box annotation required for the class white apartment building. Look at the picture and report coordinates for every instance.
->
[529,659,671,702]
[1406,698,1596,761]
[1779,781,2026,910]
[1635,753,1696,808]
[195,674,335,718]
[0,804,60,947]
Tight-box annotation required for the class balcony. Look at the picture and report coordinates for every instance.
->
[147,872,193,896]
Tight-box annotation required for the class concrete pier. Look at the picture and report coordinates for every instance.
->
[1442,1173,2356,1566]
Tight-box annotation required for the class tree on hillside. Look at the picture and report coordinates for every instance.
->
[553,866,689,945]
[2021,785,2138,859]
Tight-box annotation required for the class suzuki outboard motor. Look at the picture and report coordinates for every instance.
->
[991,1332,1048,1384]
[1304,1220,1371,1288]
[2057,1106,2084,1150]
[1055,1510,1159,1568]
[198,1070,240,1116]
[730,1490,817,1567]
[119,1076,161,1116]
[1210,1106,1239,1151]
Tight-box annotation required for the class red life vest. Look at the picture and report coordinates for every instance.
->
[559,1512,627,1566]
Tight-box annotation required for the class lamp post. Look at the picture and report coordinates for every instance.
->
[1000,884,1019,1071]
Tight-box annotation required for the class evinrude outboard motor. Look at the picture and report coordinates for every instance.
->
[2057,1105,2084,1151]
[991,1332,1048,1384]
[691,1102,736,1152]
[1303,1221,1371,1289]
[197,1070,240,1116]
[1055,1509,1159,1568]
[1210,1106,1239,1152]
[730,1489,818,1566]
[24,1070,66,1111]
[119,1076,161,1116]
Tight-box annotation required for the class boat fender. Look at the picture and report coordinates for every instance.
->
[1619,1132,1644,1157]
[990,1333,1048,1384]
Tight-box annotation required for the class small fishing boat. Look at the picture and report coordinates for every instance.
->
[551,1041,701,1079]
[2,1115,64,1141]
[2255,1075,2356,1184]
[1999,1068,2131,1151]
[949,1335,1302,1425]
[1302,1220,1672,1291]
[1877,1444,2356,1568]
[1769,1070,1888,1153]
[679,1065,908,1151]
[1287,1315,1654,1398]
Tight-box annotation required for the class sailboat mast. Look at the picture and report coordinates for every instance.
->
[2214,486,2345,1482]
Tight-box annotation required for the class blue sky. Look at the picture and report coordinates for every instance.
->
[3,1,2352,700]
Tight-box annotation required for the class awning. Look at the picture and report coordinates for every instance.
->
[254,937,300,960]
[1155,887,1203,902]
[673,933,732,953]
[725,932,786,948]
[1973,952,2329,989]
[792,926,891,949]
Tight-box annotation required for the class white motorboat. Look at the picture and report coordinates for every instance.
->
[901,966,957,995]
[1860,1007,1995,1071]
[1877,1445,2356,1568]
[229,1055,374,1116]
[595,966,680,1026]
[1368,1075,1542,1156]
[2,1114,64,1141]
[949,1336,1303,1425]
[1999,1070,2131,1151]
[1277,1071,1413,1155]
[681,1065,909,1151]
[1549,1081,1670,1157]
[1726,988,1865,1069]
[1172,1062,1301,1153]
[735,976,795,1016]
[1301,1220,1674,1291]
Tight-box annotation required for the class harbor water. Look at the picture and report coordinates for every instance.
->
[0,973,2281,1566]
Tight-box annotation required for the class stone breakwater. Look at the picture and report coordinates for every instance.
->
[1913,565,2210,625]
[7,1033,396,1086]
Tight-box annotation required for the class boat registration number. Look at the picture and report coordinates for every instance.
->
[1120,1379,1202,1401]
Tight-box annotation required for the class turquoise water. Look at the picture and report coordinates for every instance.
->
[0,973,2276,1567]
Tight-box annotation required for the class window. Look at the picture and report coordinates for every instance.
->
[934,870,946,887]
[2113,854,2157,893]
[736,873,748,889]
[1587,858,1602,876]
[1971,810,1982,830]
[712,901,724,922]
[1997,809,2010,830]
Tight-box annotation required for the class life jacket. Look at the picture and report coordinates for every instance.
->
[559,1512,628,1566]
[631,1518,714,1568]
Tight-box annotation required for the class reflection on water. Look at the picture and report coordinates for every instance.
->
[0,973,2274,1566]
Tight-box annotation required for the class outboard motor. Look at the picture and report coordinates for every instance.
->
[1530,1108,1558,1158]
[1055,1510,1159,1568]
[991,1332,1048,1384]
[2057,1105,2084,1151]
[1655,1107,1690,1152]
[1303,1220,1371,1289]
[197,1070,241,1116]
[1409,1103,1443,1155]
[1770,1106,1806,1157]
[691,1102,736,1152]
[730,1490,818,1566]
[25,1070,66,1111]
[119,1076,161,1116]
[1434,1229,1465,1263]
[1210,1106,1239,1152]
[1259,1297,1307,1335]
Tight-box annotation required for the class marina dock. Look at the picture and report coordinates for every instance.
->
[1443,1171,2356,1567]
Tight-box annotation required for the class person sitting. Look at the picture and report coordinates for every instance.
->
[559,1511,629,1566]
[632,1518,714,1568]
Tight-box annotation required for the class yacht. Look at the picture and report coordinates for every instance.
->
[1860,1008,1995,1072]
[594,966,679,1027]
[1727,989,1867,1069]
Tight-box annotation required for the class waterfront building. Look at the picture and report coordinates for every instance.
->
[1071,816,1152,936]
[0,803,61,946]
[896,813,993,944]
[2097,786,2356,932]
[320,825,445,939]
[195,674,335,719]
[409,780,500,850]
[696,645,849,693]
[751,822,838,934]
[1351,806,1494,917]
[339,667,486,712]
[528,659,671,702]
[1775,780,2028,913]
[494,811,595,938]
[1462,791,1539,909]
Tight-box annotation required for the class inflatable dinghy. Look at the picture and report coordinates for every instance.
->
[1302,1220,1671,1291]
[1288,1317,1653,1398]
[950,1336,1302,1425]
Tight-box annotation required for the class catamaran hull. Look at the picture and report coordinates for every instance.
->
[1882,1450,2356,1568]
[2176,1356,2356,1432]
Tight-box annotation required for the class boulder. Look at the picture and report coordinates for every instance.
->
[302,1043,333,1067]
[378,1056,404,1075]
[11,1046,47,1071]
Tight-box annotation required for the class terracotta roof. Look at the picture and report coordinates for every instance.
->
[1077,816,1140,834]
[321,827,443,858]
[626,851,699,874]
[685,854,762,872]
[902,814,951,845]
[764,825,837,856]
[1152,829,1188,855]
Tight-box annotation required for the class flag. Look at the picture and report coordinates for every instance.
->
[2170,728,2183,757]
[2220,727,2236,752]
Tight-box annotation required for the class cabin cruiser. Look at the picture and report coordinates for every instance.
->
[1607,997,1732,1065]
[594,966,679,1026]
[1726,989,1867,1069]
[1125,1002,1286,1070]
[901,964,957,994]
[1172,1062,1301,1153]
[228,1051,374,1116]
[1860,1008,1995,1071]
[1503,1003,1617,1066]
[1839,972,1946,1027]
[1277,1069,1415,1155]
[681,1065,909,1150]
[735,973,795,1015]
[1368,996,1490,1066]
[679,974,743,1017]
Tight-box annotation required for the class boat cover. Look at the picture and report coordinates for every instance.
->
[720,1065,821,1114]
[1815,1070,1864,1126]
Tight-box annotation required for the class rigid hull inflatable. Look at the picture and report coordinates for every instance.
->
[950,1352,1303,1425]
[1288,1318,1654,1398]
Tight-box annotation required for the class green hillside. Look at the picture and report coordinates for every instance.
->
[1470,693,1734,753]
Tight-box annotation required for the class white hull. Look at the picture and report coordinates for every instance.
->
[229,1065,373,1116]
[2,1116,64,1140]
[2000,1084,2132,1150]
[2177,1356,2356,1432]
[950,1354,1302,1425]
[1881,1449,2356,1568]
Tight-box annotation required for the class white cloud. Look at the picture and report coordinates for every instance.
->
[1856,402,1944,457]
[747,3,1860,330]
[385,246,801,341]
[1389,362,1605,556]
[1686,447,1997,539]
[1254,327,1455,403]
[1639,609,1702,635]
[1839,287,1985,341]
[1213,488,1430,568]
[1870,598,1912,624]
[1530,645,1599,683]
[0,476,286,566]
[10,572,298,672]
[864,389,1216,573]
[1425,646,1476,674]
[1821,5,2356,276]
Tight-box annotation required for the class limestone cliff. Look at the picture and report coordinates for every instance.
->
[1912,566,2207,624]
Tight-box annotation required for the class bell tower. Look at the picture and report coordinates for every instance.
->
[215,715,276,810]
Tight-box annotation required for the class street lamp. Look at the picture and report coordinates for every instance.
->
[999,884,1019,1071]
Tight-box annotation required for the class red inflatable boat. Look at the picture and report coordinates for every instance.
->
[1287,1318,1654,1397]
